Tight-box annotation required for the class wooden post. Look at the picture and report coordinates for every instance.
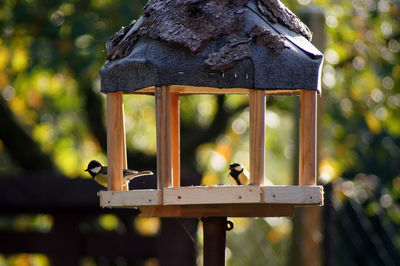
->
[122,100,128,191]
[106,92,124,191]
[202,217,227,266]
[291,9,325,266]
[156,86,172,190]
[170,92,180,187]
[249,89,265,185]
[299,90,317,186]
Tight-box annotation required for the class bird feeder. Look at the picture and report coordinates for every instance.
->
[98,0,324,218]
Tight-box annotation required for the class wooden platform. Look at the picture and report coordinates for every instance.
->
[99,185,323,217]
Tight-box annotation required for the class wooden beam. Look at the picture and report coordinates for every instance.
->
[299,90,317,186]
[164,186,261,205]
[107,92,124,191]
[249,89,265,185]
[155,86,172,190]
[138,204,293,218]
[170,92,180,187]
[262,185,323,205]
[0,175,110,213]
[122,99,128,191]
[99,190,161,207]
[134,86,301,96]
[99,185,323,207]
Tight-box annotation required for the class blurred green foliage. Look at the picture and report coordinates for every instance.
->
[309,0,400,264]
[0,0,149,176]
[0,0,399,265]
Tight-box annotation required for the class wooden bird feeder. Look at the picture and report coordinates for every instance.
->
[98,0,324,218]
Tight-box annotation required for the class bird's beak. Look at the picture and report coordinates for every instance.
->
[84,169,88,172]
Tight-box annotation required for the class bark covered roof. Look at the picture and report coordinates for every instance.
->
[100,0,323,93]
[106,0,311,62]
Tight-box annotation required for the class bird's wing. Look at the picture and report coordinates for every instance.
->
[123,170,154,183]
[95,174,108,187]
[123,168,138,175]
[243,167,250,177]
[238,169,250,185]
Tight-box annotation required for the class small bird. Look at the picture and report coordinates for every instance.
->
[85,160,153,188]
[228,163,250,185]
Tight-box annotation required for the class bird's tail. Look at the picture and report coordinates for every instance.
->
[124,170,154,182]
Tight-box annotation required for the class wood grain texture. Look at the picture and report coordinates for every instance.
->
[164,186,261,205]
[155,86,172,190]
[122,101,128,191]
[106,92,124,191]
[138,204,293,218]
[263,185,323,204]
[99,190,161,207]
[100,185,323,208]
[249,89,265,185]
[133,86,301,96]
[299,90,317,186]
[170,92,180,187]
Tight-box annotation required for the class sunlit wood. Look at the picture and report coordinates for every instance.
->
[156,86,172,190]
[99,185,323,210]
[134,85,300,95]
[170,92,180,187]
[249,89,265,185]
[299,90,317,186]
[106,92,124,191]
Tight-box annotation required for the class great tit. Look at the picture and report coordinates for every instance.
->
[228,163,250,185]
[85,160,153,188]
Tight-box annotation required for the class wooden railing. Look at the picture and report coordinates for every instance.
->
[0,175,196,266]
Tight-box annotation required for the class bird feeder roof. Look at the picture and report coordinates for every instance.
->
[99,0,323,94]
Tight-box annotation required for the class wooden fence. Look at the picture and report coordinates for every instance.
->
[0,175,197,265]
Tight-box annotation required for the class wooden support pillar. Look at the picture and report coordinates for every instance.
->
[202,217,227,266]
[249,89,265,185]
[170,92,180,187]
[291,10,324,266]
[156,86,172,190]
[122,100,128,191]
[107,92,124,191]
[299,90,317,186]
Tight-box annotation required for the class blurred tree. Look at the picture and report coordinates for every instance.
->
[0,0,149,175]
[0,0,250,178]
[309,0,400,265]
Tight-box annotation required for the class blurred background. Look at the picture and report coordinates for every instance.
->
[0,0,399,265]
